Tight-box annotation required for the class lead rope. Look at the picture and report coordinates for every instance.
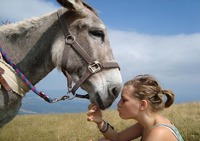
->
[0,47,67,103]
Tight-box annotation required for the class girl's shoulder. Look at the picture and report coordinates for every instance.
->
[145,124,179,141]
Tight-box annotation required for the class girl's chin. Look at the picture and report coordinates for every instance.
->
[118,109,125,119]
[118,113,129,120]
[118,112,124,119]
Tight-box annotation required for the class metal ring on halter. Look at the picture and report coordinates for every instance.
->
[66,87,77,100]
[66,93,77,100]
[65,35,76,45]
[61,89,77,101]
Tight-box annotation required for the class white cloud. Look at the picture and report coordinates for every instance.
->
[0,0,60,22]
[108,30,200,102]
[109,30,200,80]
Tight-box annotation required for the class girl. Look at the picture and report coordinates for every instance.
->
[87,74,184,141]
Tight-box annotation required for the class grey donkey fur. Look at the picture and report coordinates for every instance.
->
[0,0,122,127]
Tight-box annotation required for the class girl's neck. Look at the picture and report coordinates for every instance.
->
[137,112,159,130]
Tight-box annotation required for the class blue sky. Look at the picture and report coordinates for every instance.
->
[86,0,200,35]
[0,0,200,103]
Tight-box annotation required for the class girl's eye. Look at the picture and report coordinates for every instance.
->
[121,98,127,103]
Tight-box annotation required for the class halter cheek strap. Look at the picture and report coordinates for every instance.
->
[57,10,120,100]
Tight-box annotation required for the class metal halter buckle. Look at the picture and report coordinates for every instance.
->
[65,35,76,45]
[88,61,101,74]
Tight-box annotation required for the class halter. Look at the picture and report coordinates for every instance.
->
[57,10,120,100]
[0,10,120,103]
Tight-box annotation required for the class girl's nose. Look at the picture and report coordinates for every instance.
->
[117,99,122,107]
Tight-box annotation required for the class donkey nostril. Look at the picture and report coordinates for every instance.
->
[110,87,119,98]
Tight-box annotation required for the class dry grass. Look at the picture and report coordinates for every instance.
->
[0,102,199,141]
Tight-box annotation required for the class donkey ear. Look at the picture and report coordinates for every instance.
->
[57,0,84,12]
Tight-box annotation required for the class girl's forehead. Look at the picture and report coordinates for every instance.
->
[122,86,135,96]
[123,85,135,91]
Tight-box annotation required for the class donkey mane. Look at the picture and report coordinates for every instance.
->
[0,11,57,41]
[0,0,97,42]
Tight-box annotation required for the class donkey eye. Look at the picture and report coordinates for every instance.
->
[89,30,104,41]
[90,30,103,37]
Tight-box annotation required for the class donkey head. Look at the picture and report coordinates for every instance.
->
[52,0,122,110]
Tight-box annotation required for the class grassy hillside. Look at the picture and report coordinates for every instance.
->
[0,102,199,141]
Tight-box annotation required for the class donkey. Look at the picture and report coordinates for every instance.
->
[0,0,122,127]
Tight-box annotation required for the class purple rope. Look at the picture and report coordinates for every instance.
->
[0,47,53,103]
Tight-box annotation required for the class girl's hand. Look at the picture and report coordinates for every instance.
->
[87,104,103,125]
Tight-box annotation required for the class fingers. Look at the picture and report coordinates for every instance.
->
[87,109,95,116]
[87,107,101,117]
[87,104,95,122]
[87,116,94,122]
[87,104,99,116]
[87,104,99,122]
[87,103,103,124]
[88,103,98,110]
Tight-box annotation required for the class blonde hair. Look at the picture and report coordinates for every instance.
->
[124,74,174,112]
